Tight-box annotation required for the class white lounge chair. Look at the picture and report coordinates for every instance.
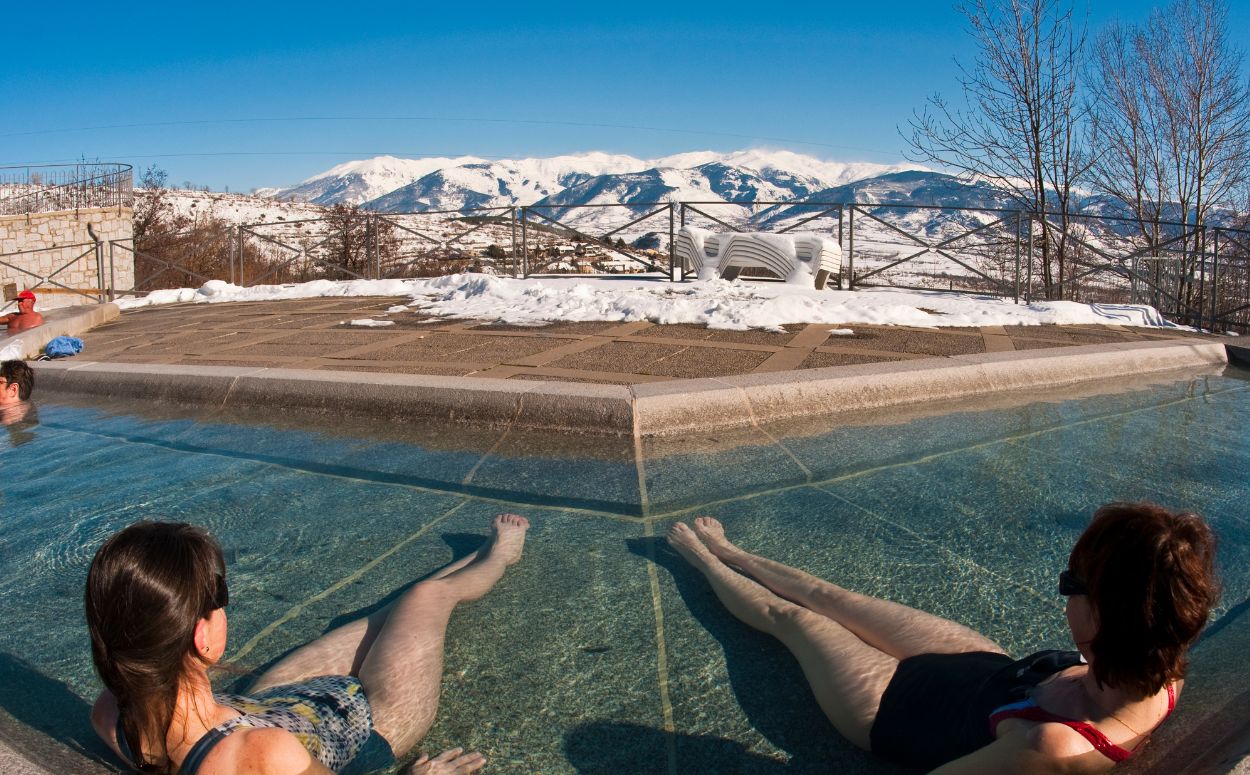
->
[674,226,841,289]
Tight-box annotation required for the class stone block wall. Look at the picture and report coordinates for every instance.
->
[0,206,133,312]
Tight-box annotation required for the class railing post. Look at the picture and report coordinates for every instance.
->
[1211,229,1221,331]
[847,205,855,290]
[520,207,528,278]
[235,227,243,286]
[679,202,686,229]
[669,202,678,281]
[87,223,105,303]
[1013,210,1022,304]
[1195,227,1206,331]
[1130,242,1139,306]
[510,207,518,279]
[1025,214,1034,304]
[108,240,116,301]
[370,215,380,279]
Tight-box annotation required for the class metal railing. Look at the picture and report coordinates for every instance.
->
[0,163,133,216]
[0,242,109,309]
[2,196,1247,332]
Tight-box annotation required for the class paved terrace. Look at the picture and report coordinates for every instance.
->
[74,296,1221,382]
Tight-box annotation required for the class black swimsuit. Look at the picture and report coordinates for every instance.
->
[869,649,1083,769]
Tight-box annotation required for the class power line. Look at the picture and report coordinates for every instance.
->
[0,115,901,157]
[1,152,510,165]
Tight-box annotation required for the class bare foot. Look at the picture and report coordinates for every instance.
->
[406,747,486,774]
[691,516,736,558]
[489,513,529,566]
[666,522,715,566]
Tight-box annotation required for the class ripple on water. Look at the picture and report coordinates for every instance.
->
[30,514,124,574]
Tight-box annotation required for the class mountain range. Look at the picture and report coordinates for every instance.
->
[268,150,927,214]
[264,150,1237,239]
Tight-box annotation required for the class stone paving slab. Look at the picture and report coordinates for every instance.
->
[24,296,1233,438]
[65,296,1229,386]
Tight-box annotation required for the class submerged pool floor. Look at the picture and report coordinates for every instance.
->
[2,369,1249,773]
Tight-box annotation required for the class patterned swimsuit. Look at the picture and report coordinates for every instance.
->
[117,675,374,774]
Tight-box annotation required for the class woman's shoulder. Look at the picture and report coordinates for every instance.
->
[1028,721,1103,760]
[200,726,318,775]
[1024,722,1129,774]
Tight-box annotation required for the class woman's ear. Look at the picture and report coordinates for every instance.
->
[192,617,211,656]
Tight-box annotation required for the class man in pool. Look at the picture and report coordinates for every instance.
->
[1,290,44,334]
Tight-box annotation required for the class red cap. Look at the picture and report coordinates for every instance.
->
[16,290,35,301]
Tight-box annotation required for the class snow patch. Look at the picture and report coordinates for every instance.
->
[0,339,23,360]
[115,275,1189,333]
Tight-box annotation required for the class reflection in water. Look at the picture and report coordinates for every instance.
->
[2,402,38,448]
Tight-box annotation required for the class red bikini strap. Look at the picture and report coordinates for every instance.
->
[1165,683,1176,714]
[990,705,1134,763]
[1063,719,1135,763]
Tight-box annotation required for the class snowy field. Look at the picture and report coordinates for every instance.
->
[116,274,1185,332]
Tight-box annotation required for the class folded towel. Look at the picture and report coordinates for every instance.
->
[44,336,84,358]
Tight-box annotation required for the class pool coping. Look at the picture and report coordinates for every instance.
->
[29,337,1231,437]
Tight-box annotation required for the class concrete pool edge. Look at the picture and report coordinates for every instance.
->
[30,338,1230,437]
[634,338,1231,435]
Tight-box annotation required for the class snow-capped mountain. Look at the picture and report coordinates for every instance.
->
[758,170,1018,234]
[269,150,918,213]
[276,155,488,205]
[364,153,645,212]
[530,162,821,212]
[654,149,913,191]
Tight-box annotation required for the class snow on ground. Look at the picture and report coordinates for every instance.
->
[115,274,1187,332]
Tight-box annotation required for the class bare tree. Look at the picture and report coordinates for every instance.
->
[1163,0,1250,235]
[1087,0,1250,314]
[133,165,182,247]
[321,204,398,279]
[904,0,1088,298]
[130,167,246,290]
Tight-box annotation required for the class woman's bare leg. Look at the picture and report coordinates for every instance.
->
[359,514,529,757]
[667,522,896,750]
[247,535,496,691]
[690,517,1003,660]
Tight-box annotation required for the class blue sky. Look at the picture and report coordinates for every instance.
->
[4,0,1249,191]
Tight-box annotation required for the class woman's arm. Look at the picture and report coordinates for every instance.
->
[90,690,131,766]
[929,726,1109,775]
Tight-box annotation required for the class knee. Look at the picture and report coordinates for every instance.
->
[766,598,809,628]
[400,578,458,610]
[373,709,435,759]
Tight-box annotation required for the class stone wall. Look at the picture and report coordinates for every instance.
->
[0,206,133,313]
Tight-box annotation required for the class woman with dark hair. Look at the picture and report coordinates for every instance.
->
[667,501,1219,773]
[86,514,531,775]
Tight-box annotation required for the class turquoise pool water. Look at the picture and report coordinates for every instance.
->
[1,368,1248,774]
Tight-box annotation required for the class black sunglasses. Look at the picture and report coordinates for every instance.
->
[213,574,230,609]
[1059,569,1087,597]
